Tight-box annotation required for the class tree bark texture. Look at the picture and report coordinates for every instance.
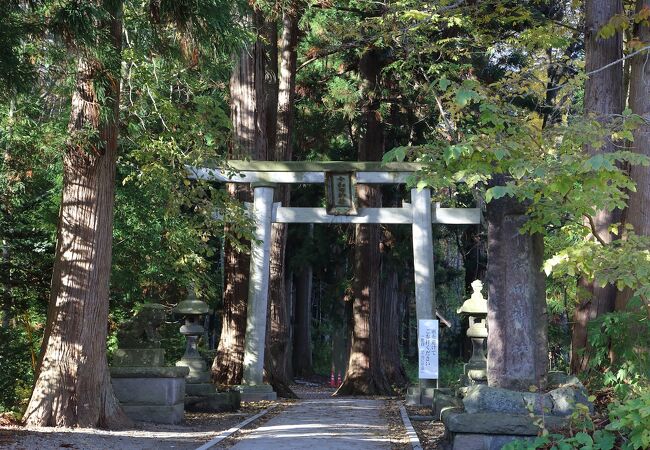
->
[378,190,407,387]
[212,184,251,385]
[379,261,408,387]
[292,263,313,376]
[23,4,129,428]
[213,10,268,385]
[337,48,392,395]
[616,0,650,310]
[266,4,301,397]
[572,0,624,374]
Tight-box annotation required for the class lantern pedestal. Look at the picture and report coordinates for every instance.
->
[174,290,241,412]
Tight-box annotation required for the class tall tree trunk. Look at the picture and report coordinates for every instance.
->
[378,187,407,387]
[213,10,267,385]
[379,260,408,387]
[616,0,650,311]
[264,19,279,155]
[213,187,251,385]
[23,3,129,428]
[293,258,313,376]
[266,3,301,397]
[336,48,392,395]
[571,0,623,374]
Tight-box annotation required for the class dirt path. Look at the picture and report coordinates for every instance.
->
[0,379,419,449]
[226,398,395,450]
[0,406,276,450]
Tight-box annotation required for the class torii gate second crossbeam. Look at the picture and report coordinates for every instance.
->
[188,161,481,402]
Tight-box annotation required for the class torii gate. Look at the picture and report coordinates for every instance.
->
[189,161,481,402]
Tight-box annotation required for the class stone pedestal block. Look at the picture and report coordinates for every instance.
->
[406,386,450,407]
[186,391,241,412]
[110,366,189,425]
[234,384,277,402]
[442,409,566,450]
[112,377,184,406]
[185,382,216,396]
[406,386,434,406]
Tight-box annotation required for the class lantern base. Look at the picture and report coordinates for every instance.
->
[234,383,277,402]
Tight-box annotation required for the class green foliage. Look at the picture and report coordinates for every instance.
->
[545,232,650,307]
[403,358,465,389]
[0,325,37,414]
[585,307,650,397]
[607,391,650,450]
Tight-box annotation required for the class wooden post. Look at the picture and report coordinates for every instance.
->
[411,188,437,397]
[242,183,276,387]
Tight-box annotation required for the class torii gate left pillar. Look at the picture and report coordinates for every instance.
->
[238,183,277,401]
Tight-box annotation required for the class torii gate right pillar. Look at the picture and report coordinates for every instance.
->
[409,187,438,404]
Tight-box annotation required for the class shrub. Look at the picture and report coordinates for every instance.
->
[0,326,34,413]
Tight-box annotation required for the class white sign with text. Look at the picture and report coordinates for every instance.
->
[418,319,439,379]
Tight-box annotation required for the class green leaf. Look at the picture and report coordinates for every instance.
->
[455,88,478,106]
[383,146,409,162]
[574,432,593,447]
[485,185,514,203]
[593,430,615,450]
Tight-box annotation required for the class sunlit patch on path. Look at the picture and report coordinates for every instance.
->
[227,398,394,449]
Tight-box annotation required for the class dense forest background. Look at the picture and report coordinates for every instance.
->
[1,0,649,444]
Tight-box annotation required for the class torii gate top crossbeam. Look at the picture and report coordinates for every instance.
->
[187,160,424,184]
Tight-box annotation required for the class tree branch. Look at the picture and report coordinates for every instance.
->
[583,214,608,246]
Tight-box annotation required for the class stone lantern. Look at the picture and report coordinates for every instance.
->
[174,287,210,383]
[173,287,240,412]
[457,280,488,384]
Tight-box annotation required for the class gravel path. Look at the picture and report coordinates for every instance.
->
[0,379,418,450]
[0,408,272,450]
[228,398,395,450]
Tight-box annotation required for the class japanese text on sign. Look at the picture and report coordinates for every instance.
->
[418,319,439,379]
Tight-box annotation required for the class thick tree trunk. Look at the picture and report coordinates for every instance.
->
[292,262,313,376]
[213,11,267,385]
[23,5,129,428]
[616,0,650,311]
[212,184,251,385]
[336,48,392,395]
[571,0,624,374]
[378,191,407,387]
[264,19,279,154]
[379,265,408,387]
[266,4,301,397]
